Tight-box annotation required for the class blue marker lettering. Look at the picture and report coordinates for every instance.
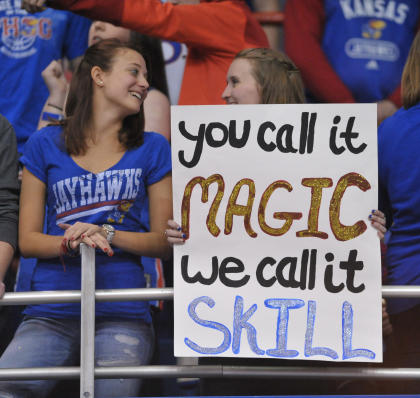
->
[265,298,304,358]
[304,300,338,359]
[342,301,375,360]
[185,296,231,354]
[232,295,264,355]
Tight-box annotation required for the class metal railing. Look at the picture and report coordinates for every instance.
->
[1,245,420,397]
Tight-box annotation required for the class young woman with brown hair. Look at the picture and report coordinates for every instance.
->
[0,39,172,398]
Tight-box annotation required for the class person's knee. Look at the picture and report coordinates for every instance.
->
[0,381,52,398]
[0,388,14,398]
[95,320,154,367]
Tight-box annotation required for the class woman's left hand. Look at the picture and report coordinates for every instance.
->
[165,220,186,246]
[369,209,387,241]
[59,222,113,255]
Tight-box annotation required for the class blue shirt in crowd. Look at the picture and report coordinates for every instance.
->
[0,1,91,152]
[379,102,420,314]
[322,0,419,102]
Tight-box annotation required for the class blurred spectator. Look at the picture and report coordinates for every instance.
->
[23,0,268,105]
[161,40,187,105]
[0,1,91,153]
[129,31,171,139]
[0,115,18,297]
[378,30,420,394]
[285,0,420,125]
[0,115,19,358]
[252,0,284,51]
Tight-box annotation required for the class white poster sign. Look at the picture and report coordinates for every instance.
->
[171,104,382,362]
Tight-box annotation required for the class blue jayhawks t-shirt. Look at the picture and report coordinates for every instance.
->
[0,1,91,153]
[322,0,419,103]
[20,126,171,321]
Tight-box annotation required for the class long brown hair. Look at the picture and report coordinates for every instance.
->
[235,48,305,104]
[402,31,420,109]
[63,39,146,155]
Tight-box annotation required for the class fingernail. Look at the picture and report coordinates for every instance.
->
[371,209,375,214]
[109,252,114,257]
[182,233,186,238]
[104,248,108,252]
[81,234,85,239]
[63,238,67,243]
[91,244,95,248]
[71,237,75,241]
[368,214,372,219]
[177,227,182,231]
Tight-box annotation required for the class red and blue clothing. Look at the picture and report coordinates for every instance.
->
[0,1,91,152]
[285,0,420,106]
[46,0,268,105]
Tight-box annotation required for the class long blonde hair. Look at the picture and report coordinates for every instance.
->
[402,31,420,109]
[235,48,305,104]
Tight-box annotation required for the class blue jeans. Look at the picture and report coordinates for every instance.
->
[0,316,154,398]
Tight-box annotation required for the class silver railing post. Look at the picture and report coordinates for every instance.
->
[80,244,96,398]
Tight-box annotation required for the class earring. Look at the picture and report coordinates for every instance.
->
[97,80,103,86]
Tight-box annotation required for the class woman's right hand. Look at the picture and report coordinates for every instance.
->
[166,220,186,246]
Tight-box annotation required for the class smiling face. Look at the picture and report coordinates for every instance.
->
[88,21,131,46]
[95,48,149,117]
[222,58,261,105]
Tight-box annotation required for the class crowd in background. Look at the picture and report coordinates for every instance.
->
[0,0,419,397]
